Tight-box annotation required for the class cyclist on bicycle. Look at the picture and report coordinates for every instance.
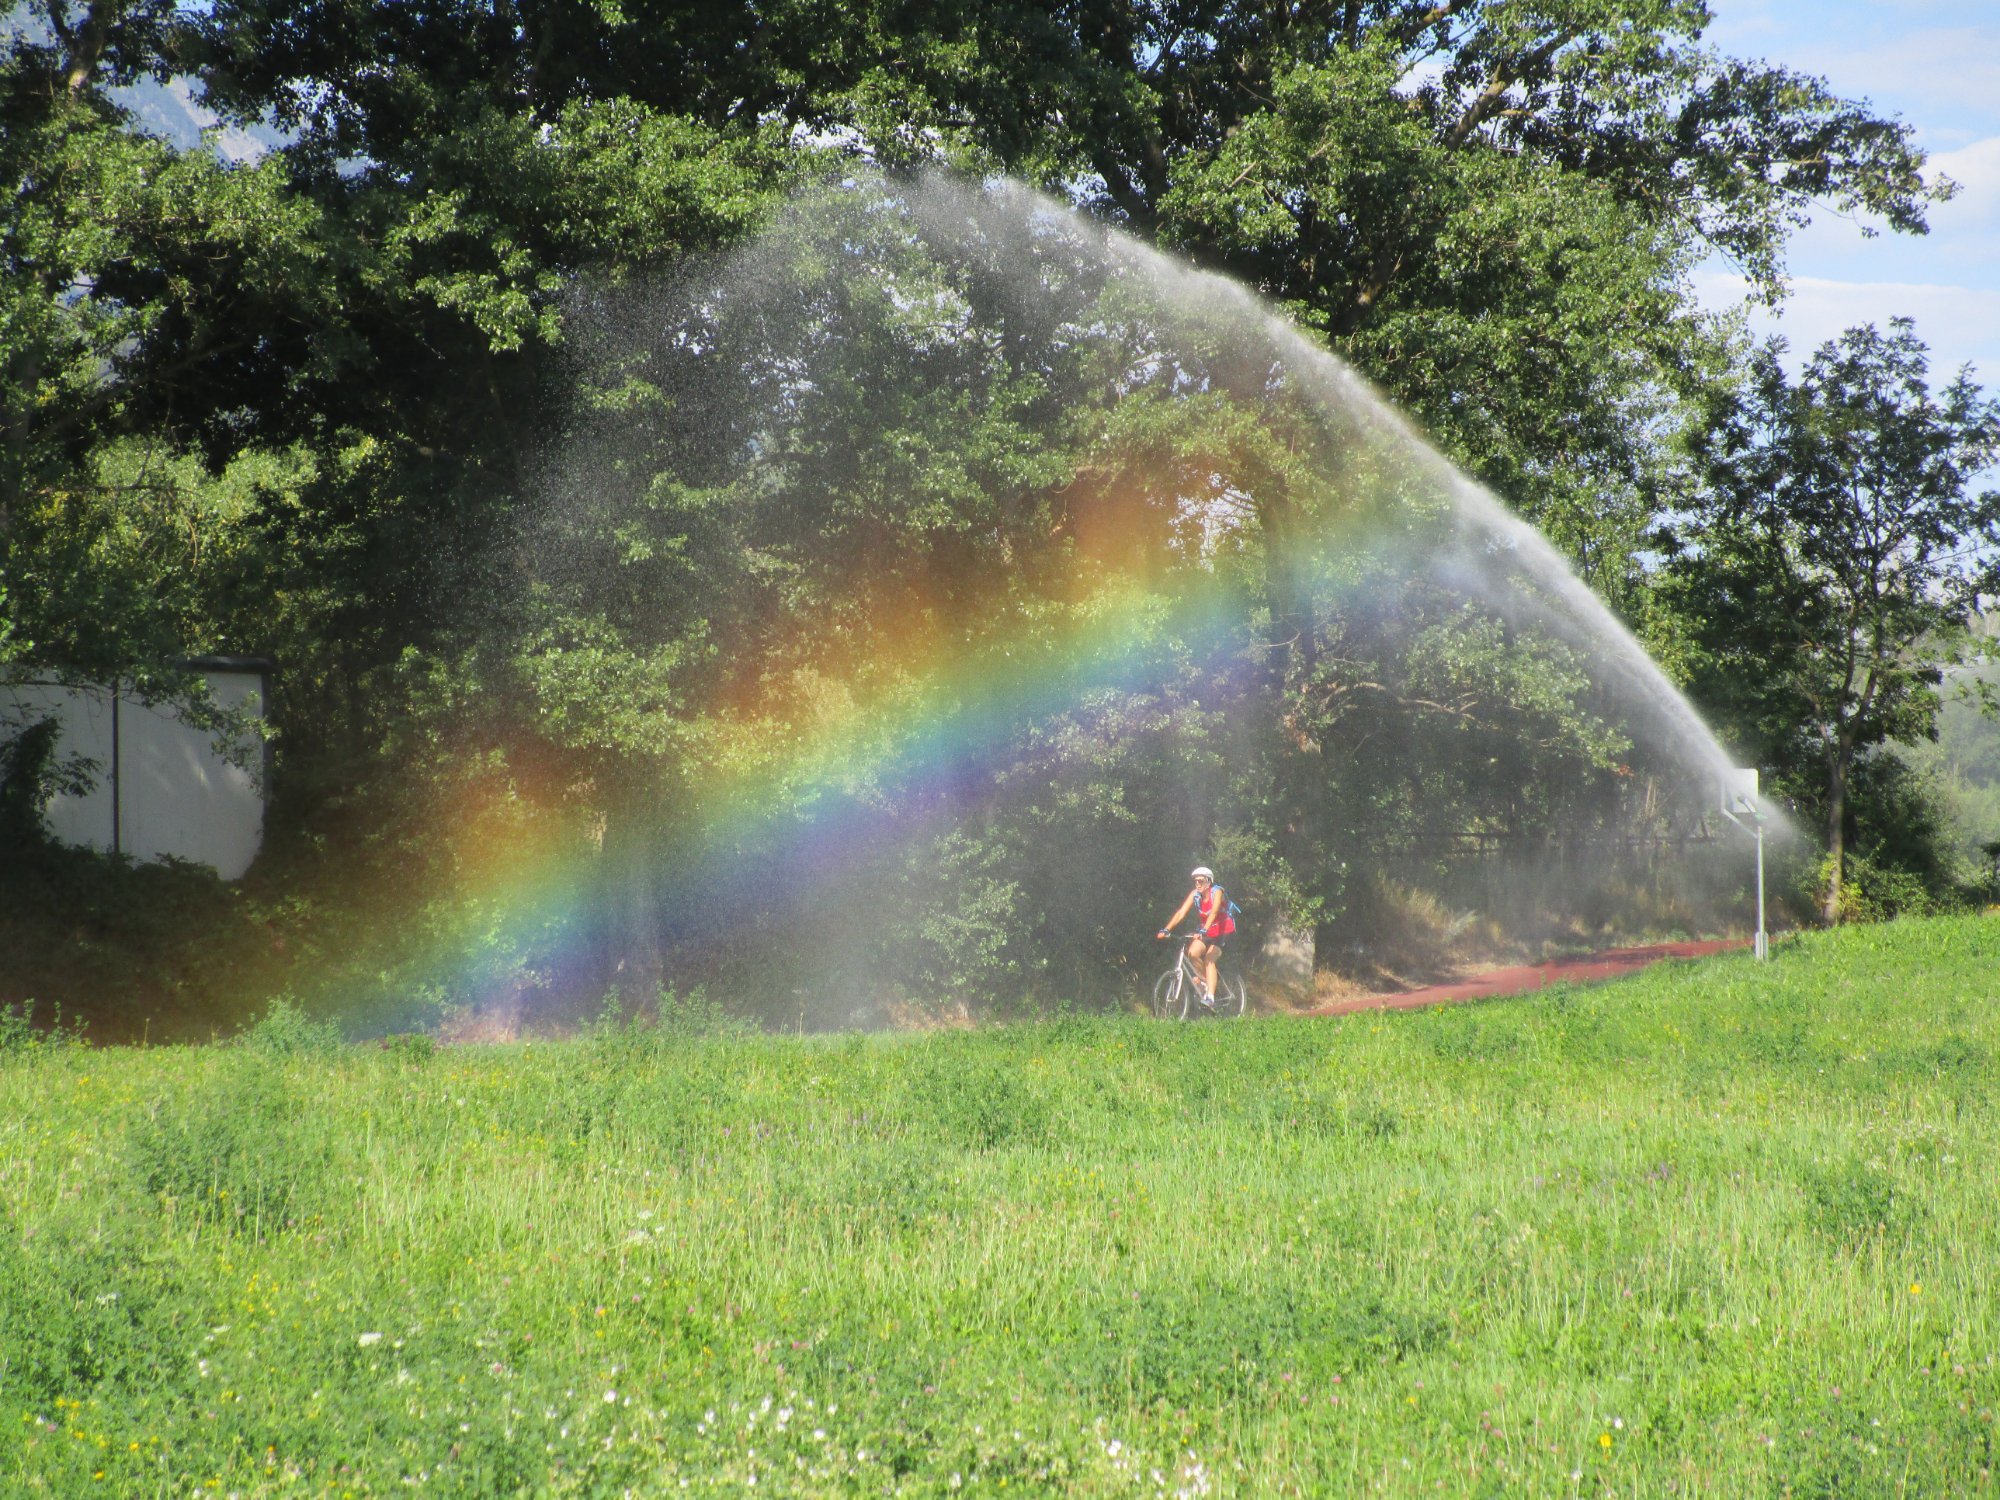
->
[1158,866,1234,1004]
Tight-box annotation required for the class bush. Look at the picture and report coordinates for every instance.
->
[0,839,278,1041]
[0,1223,187,1411]
[587,985,750,1051]
[235,996,346,1055]
[0,998,87,1057]
[1814,850,1965,924]
[378,1030,437,1063]
[1811,750,1984,921]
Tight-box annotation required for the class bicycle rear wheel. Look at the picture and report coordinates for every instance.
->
[1152,966,1188,1020]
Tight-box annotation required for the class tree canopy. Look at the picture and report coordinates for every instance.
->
[0,0,1976,1028]
[1659,320,2000,921]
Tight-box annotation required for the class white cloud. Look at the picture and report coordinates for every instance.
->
[1705,9,2000,131]
[1932,138,2000,227]
[1801,27,2000,124]
[1763,144,1996,287]
[1693,270,2000,385]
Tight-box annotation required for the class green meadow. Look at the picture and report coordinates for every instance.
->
[5,918,1999,1497]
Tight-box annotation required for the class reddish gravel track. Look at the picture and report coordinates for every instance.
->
[1311,938,1751,1017]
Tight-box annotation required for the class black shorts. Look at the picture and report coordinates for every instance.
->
[1193,931,1228,948]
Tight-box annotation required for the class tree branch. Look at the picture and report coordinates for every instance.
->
[54,0,120,96]
[1443,30,1576,152]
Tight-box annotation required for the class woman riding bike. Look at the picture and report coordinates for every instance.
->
[1158,866,1235,1004]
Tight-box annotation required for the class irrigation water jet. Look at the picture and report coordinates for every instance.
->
[512,170,1785,1025]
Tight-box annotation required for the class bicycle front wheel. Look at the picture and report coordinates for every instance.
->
[1152,966,1188,1020]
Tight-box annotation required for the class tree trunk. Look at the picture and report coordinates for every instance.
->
[1822,748,1848,924]
[601,801,667,1007]
[54,0,119,96]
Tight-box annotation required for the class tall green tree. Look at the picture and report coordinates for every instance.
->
[1660,321,2000,921]
[2,0,784,800]
[173,1,1951,543]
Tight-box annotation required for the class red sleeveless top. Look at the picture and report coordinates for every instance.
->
[1198,887,1235,937]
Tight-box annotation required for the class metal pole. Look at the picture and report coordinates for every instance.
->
[1754,824,1768,960]
[111,684,122,858]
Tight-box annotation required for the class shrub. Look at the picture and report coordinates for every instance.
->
[1814,850,1963,924]
[1800,1156,1918,1246]
[378,1030,437,1063]
[0,1224,186,1410]
[588,985,749,1050]
[0,999,87,1057]
[235,995,346,1055]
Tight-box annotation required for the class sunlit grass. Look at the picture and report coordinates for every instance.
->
[5,916,1999,1495]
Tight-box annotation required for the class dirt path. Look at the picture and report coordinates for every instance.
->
[1307,938,1750,1017]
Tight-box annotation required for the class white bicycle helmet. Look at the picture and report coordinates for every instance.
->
[1190,866,1214,880]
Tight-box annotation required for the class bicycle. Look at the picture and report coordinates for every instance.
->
[1152,932,1248,1019]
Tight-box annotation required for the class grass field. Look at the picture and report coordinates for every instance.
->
[4,917,1999,1497]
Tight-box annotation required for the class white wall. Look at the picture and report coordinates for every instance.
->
[2,670,267,879]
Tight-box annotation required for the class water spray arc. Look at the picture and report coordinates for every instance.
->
[1079,198,1747,793]
[505,170,1777,1021]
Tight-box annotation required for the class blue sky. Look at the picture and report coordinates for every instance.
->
[1695,0,2000,390]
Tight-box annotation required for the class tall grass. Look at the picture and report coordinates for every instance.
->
[5,917,1999,1495]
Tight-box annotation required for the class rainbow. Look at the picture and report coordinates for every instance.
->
[354,566,1248,1025]
[321,175,1743,1028]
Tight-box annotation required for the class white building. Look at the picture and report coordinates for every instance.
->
[2,657,271,880]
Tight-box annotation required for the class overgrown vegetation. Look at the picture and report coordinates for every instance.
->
[0,998,86,1056]
[4,1,1993,1032]
[4,915,1998,1492]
